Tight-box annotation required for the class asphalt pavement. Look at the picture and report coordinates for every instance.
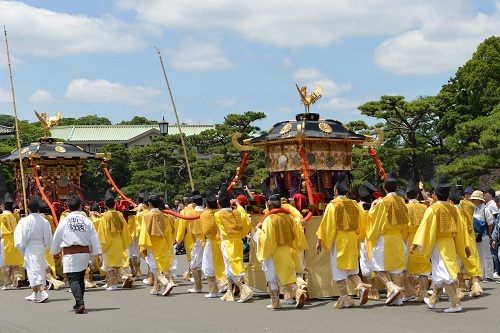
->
[1,254,499,333]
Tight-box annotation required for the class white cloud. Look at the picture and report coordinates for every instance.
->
[166,37,234,71]
[117,0,500,75]
[375,2,500,74]
[0,1,150,57]
[293,68,351,97]
[116,0,476,47]
[29,89,58,104]
[64,78,163,106]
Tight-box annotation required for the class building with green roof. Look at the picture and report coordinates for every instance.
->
[50,124,214,153]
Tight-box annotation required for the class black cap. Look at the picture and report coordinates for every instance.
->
[105,189,115,207]
[358,185,370,199]
[406,180,418,198]
[334,172,349,193]
[205,190,217,203]
[363,181,378,193]
[218,184,231,208]
[430,173,451,189]
[384,169,398,190]
[27,196,40,213]
[449,185,462,203]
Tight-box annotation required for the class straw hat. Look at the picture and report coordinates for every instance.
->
[469,190,485,202]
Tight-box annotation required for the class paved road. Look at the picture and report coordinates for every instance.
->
[1,255,499,333]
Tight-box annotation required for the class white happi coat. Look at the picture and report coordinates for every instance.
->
[14,213,53,287]
[50,211,102,273]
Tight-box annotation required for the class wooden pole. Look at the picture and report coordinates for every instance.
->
[155,47,194,191]
[3,26,28,212]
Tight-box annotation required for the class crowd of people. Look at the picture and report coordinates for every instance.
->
[0,173,499,314]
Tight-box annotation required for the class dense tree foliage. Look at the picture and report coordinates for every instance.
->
[116,116,158,125]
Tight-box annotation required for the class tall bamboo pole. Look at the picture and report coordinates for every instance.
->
[3,26,28,212]
[155,47,194,191]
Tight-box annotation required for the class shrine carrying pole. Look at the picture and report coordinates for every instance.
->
[3,26,28,211]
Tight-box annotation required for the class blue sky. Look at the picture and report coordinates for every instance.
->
[0,0,499,132]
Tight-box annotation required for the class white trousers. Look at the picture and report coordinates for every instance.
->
[477,235,494,279]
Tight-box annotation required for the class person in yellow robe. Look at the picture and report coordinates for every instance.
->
[316,172,370,309]
[256,194,306,309]
[201,190,226,297]
[97,190,132,291]
[174,193,195,281]
[138,193,176,296]
[405,180,430,302]
[1,193,24,289]
[411,175,467,313]
[261,185,309,302]
[451,187,483,296]
[215,185,253,303]
[366,170,409,306]
[185,192,205,293]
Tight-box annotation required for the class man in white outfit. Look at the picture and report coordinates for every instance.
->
[14,196,53,303]
[50,195,102,314]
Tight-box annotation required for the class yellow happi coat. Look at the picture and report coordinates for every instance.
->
[0,211,24,266]
[256,212,297,285]
[317,197,365,270]
[367,194,408,271]
[138,209,175,272]
[201,208,226,280]
[457,202,481,277]
[175,205,194,262]
[406,200,431,274]
[98,209,131,267]
[264,203,308,273]
[412,202,460,280]
[214,208,251,276]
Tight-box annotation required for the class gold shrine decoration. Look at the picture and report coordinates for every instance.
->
[296,84,322,113]
[35,111,61,138]
[359,128,385,147]
[231,132,256,151]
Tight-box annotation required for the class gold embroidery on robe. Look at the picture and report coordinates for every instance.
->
[332,200,359,231]
[383,196,409,225]
[431,203,458,234]
[218,210,242,235]
[270,214,295,245]
[201,210,218,237]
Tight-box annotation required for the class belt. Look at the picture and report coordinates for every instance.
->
[63,245,90,255]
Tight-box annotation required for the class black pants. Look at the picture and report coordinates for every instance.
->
[67,270,86,307]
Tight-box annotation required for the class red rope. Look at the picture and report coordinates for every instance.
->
[30,161,59,227]
[101,161,137,208]
[161,209,200,220]
[368,147,387,180]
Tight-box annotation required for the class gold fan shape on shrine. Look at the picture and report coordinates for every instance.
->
[55,146,66,154]
[279,123,292,136]
[319,122,332,134]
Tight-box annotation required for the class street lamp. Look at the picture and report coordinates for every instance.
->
[159,117,169,204]
[159,117,169,135]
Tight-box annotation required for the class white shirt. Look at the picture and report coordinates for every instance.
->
[485,200,499,225]
[50,211,102,273]
[14,213,53,256]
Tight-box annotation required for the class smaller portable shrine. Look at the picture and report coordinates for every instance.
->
[0,112,108,213]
